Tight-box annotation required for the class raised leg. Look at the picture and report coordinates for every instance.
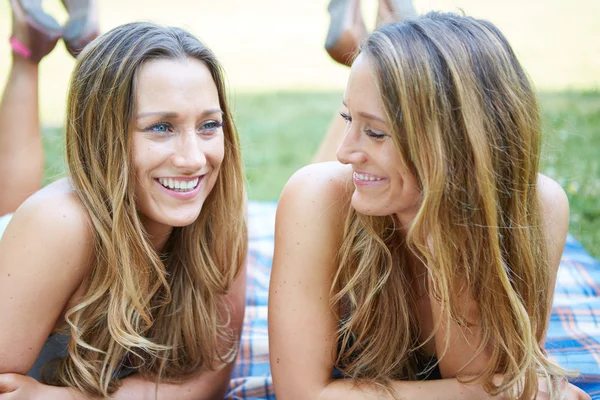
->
[0,55,43,215]
[0,0,62,215]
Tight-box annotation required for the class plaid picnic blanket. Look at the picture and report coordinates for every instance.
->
[226,202,276,400]
[226,201,600,399]
[547,234,600,398]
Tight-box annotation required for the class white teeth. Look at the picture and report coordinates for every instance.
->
[158,177,200,192]
[355,173,383,182]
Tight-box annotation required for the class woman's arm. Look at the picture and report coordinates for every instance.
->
[88,192,248,400]
[96,260,247,400]
[0,191,92,374]
[268,165,587,400]
[269,162,350,399]
[76,196,248,400]
[537,173,570,345]
[269,163,496,400]
[0,249,247,400]
[394,175,572,386]
[0,186,247,399]
[424,177,571,380]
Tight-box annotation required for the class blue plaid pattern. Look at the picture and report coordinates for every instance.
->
[226,202,600,399]
[546,234,600,398]
[226,202,277,400]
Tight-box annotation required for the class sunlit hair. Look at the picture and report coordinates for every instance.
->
[332,11,571,399]
[47,22,247,397]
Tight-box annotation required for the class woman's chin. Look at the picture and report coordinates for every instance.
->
[145,209,202,230]
[165,212,202,228]
[351,196,388,217]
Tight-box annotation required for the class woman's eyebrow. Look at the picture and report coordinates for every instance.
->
[341,100,386,123]
[136,108,223,120]
[358,111,386,123]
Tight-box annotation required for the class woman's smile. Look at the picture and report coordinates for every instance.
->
[352,171,387,187]
[155,175,204,199]
[132,57,225,233]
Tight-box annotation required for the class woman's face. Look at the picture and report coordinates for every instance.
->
[132,57,224,239]
[337,53,421,228]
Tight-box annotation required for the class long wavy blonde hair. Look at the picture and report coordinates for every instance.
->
[48,22,246,397]
[332,12,570,399]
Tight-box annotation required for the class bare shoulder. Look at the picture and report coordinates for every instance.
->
[0,178,94,373]
[278,161,353,226]
[537,174,569,216]
[1,177,94,287]
[537,174,569,239]
[272,160,353,304]
[270,166,351,395]
[536,174,569,271]
[13,178,91,241]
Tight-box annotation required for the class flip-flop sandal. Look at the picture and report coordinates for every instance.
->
[61,0,99,57]
[387,0,416,18]
[377,0,416,25]
[9,0,62,62]
[325,0,352,51]
[324,0,365,66]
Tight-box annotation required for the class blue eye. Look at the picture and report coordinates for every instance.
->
[200,121,224,132]
[147,122,173,134]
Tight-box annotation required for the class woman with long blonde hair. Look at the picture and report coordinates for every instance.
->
[0,6,246,399]
[270,11,589,399]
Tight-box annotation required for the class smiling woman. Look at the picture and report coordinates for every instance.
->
[0,18,246,400]
[132,58,226,247]
[335,63,421,223]
[269,11,589,400]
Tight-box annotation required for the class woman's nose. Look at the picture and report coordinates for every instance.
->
[336,125,366,165]
[171,131,206,172]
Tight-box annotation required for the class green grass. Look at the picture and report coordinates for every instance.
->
[234,92,341,200]
[539,91,600,259]
[41,90,600,258]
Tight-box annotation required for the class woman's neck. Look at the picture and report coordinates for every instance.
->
[139,216,173,252]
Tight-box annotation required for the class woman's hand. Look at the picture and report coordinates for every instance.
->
[535,376,590,400]
[0,374,72,400]
[491,374,591,400]
[561,383,591,400]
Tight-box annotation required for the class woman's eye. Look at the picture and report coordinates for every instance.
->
[200,121,224,132]
[365,129,386,139]
[147,122,173,134]
[339,112,352,123]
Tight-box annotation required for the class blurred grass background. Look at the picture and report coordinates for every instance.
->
[1,0,598,256]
